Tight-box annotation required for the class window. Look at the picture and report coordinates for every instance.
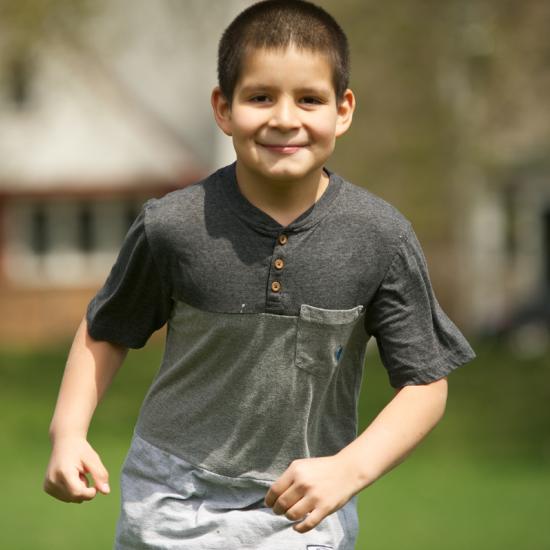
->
[6,55,33,109]
[30,205,49,255]
[78,203,94,253]
[503,184,518,260]
[4,197,146,286]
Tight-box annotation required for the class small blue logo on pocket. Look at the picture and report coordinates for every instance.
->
[335,345,344,363]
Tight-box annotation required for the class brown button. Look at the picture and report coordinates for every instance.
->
[271,281,281,292]
[277,234,288,245]
[274,258,285,270]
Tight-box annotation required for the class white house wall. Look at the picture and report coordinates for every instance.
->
[467,183,508,330]
[0,0,250,190]
[3,196,143,287]
[82,0,249,170]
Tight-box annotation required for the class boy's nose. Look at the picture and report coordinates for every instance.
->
[268,99,300,130]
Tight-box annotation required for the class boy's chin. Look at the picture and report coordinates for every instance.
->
[254,161,326,183]
[260,168,321,184]
[236,156,327,185]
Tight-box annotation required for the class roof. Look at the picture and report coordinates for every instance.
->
[0,0,246,192]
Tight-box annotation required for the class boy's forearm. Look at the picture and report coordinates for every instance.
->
[337,377,448,492]
[264,377,448,532]
[48,316,128,442]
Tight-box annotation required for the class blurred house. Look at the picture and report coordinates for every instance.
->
[442,1,550,339]
[0,0,548,347]
[331,0,550,342]
[0,0,245,345]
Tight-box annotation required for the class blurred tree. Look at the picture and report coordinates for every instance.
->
[0,0,104,117]
[319,0,550,327]
[0,0,101,66]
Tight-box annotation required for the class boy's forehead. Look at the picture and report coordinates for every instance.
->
[241,44,331,69]
[237,45,335,90]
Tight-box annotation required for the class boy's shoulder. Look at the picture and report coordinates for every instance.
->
[145,170,217,215]
[142,167,227,232]
[335,172,413,247]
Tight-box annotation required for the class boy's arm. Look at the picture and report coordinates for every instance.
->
[43,316,128,503]
[264,377,448,533]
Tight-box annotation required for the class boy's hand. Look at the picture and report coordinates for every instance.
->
[43,436,110,503]
[264,455,360,533]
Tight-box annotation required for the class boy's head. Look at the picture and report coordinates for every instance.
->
[212,0,355,188]
[217,0,350,104]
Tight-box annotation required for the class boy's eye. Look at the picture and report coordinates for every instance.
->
[250,95,270,103]
[300,96,323,105]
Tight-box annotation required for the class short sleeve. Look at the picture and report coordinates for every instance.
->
[365,225,475,388]
[86,202,173,348]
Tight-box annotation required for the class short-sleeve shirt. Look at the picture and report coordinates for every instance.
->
[87,163,475,480]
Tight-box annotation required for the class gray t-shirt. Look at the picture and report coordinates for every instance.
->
[87,162,475,480]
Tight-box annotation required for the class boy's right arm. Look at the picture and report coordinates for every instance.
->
[43,316,128,503]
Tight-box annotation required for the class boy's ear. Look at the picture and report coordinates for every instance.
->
[211,87,233,137]
[335,88,356,138]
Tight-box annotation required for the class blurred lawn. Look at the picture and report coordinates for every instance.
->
[1,338,549,549]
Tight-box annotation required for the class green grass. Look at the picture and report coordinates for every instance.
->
[1,339,549,549]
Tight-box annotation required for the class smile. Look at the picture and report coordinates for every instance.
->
[259,144,307,154]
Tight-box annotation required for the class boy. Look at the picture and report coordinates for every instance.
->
[44,1,475,549]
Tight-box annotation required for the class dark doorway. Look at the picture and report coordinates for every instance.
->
[544,208,550,290]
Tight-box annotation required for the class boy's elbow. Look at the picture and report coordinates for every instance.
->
[430,376,448,420]
[432,376,448,397]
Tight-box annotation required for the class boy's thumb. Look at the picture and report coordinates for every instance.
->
[84,453,111,495]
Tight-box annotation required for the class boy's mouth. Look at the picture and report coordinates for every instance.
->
[259,143,307,154]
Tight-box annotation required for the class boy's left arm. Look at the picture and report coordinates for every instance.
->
[264,376,448,533]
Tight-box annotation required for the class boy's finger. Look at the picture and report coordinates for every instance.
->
[293,508,325,533]
[284,498,313,522]
[63,470,97,502]
[82,454,111,494]
[271,484,306,515]
[264,469,293,507]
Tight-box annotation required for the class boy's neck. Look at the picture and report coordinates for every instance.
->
[234,163,330,228]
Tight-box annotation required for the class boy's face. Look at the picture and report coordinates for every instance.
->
[212,46,354,187]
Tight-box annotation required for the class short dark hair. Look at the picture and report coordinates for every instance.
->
[217,0,350,104]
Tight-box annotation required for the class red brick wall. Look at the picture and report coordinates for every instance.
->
[0,284,95,345]
[0,283,166,347]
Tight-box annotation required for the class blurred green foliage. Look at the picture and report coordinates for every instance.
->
[0,0,100,40]
[0,339,549,549]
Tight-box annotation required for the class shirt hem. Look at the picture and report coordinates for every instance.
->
[132,428,278,485]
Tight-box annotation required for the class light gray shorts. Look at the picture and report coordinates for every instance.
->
[114,432,358,549]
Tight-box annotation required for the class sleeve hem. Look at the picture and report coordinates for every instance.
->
[388,347,476,388]
[86,318,148,349]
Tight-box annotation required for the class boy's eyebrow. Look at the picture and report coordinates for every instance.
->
[238,84,333,97]
[296,86,333,97]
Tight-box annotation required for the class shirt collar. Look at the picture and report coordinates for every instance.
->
[218,162,343,236]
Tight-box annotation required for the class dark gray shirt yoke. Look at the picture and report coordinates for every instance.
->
[87,163,475,479]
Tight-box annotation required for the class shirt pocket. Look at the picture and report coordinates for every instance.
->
[295,304,366,378]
